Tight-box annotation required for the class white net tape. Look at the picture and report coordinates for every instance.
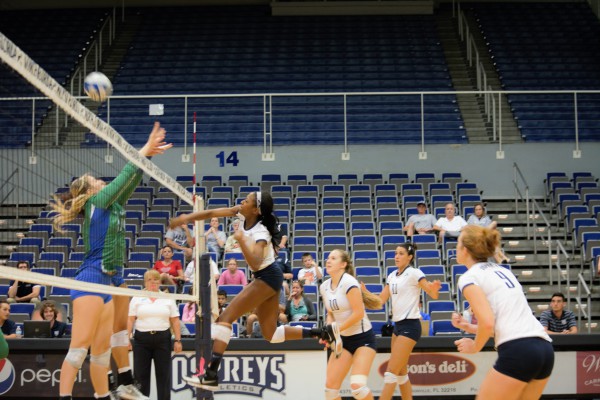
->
[0,31,193,206]
[0,265,195,302]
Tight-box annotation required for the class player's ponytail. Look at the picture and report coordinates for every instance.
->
[335,249,384,311]
[52,174,93,231]
[255,191,282,251]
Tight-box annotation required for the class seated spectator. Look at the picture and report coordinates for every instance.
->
[224,219,242,254]
[40,301,69,338]
[278,222,289,252]
[467,203,509,263]
[540,293,578,334]
[165,223,194,261]
[297,253,323,285]
[7,261,41,304]
[217,289,228,315]
[403,201,437,238]
[244,306,286,338]
[218,258,248,286]
[466,203,497,230]
[181,287,197,323]
[205,217,226,260]
[184,258,220,284]
[434,202,467,243]
[153,245,185,289]
[31,300,68,323]
[284,281,316,323]
[0,300,18,339]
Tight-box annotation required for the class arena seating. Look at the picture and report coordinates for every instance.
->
[85,6,465,146]
[471,2,600,142]
[0,8,111,147]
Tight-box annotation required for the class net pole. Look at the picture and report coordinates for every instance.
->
[193,178,213,399]
[197,252,214,400]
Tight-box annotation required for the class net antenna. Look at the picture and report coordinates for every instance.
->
[0,32,193,207]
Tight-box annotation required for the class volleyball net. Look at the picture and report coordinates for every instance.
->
[0,31,214,309]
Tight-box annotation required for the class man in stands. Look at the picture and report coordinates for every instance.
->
[403,201,437,238]
[540,292,578,334]
[7,261,41,304]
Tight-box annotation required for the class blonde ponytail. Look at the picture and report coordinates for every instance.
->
[51,175,93,232]
[362,291,384,311]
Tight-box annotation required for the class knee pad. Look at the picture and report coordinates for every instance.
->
[90,349,111,368]
[397,374,409,385]
[110,330,129,348]
[269,325,285,344]
[350,375,370,399]
[65,347,88,369]
[325,387,340,400]
[384,371,398,384]
[211,323,232,345]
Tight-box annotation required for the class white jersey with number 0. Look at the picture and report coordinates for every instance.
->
[387,266,426,321]
[320,273,372,336]
[458,262,551,346]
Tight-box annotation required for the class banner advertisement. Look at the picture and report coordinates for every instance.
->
[0,354,92,397]
[0,349,592,398]
[339,351,577,397]
[576,351,600,394]
[172,351,326,400]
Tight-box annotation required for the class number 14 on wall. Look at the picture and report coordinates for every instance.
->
[216,151,239,167]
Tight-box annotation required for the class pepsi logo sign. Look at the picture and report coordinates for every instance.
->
[379,353,476,385]
[0,358,16,395]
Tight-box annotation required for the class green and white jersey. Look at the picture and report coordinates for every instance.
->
[82,162,143,273]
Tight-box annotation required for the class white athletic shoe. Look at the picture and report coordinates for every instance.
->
[116,384,149,400]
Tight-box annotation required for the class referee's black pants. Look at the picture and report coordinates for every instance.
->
[133,329,172,400]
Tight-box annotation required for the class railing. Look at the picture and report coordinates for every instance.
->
[551,240,570,290]
[513,163,553,271]
[512,163,531,238]
[457,6,492,116]
[576,273,593,333]
[0,168,19,216]
[68,9,116,98]
[531,198,552,269]
[1,90,599,156]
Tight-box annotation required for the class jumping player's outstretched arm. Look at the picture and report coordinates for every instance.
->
[169,206,241,228]
[96,122,172,208]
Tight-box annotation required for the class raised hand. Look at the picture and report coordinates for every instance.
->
[139,121,172,157]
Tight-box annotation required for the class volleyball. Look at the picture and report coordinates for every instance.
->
[83,71,113,102]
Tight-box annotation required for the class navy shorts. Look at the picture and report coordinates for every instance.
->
[342,329,377,355]
[495,337,555,382]
[252,262,284,293]
[393,319,421,342]
[71,259,113,303]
